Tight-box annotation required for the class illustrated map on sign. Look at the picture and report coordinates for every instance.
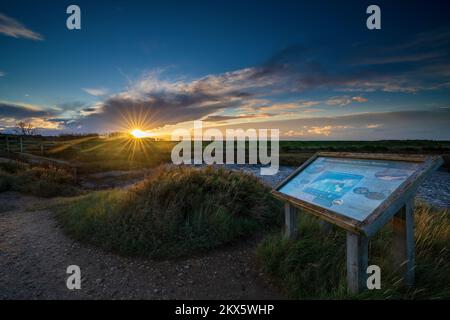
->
[278,157,420,221]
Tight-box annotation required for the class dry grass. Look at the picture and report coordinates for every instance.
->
[0,161,79,197]
[256,203,450,299]
[56,165,283,258]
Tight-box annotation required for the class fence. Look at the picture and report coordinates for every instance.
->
[0,135,57,155]
[0,135,78,183]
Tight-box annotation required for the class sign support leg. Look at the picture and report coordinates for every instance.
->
[346,232,369,294]
[320,220,333,233]
[392,199,415,286]
[284,203,298,240]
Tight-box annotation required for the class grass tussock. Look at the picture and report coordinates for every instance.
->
[0,161,78,197]
[256,203,450,299]
[56,165,283,258]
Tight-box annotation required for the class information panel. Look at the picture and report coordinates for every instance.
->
[278,157,420,221]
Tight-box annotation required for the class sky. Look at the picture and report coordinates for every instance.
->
[0,0,449,140]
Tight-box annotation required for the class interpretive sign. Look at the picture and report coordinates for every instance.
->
[272,152,443,293]
[278,156,420,222]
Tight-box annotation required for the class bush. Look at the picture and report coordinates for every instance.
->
[0,161,28,174]
[57,165,283,258]
[0,170,13,192]
[256,203,450,299]
[0,162,78,197]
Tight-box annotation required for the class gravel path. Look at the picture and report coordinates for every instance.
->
[0,192,282,299]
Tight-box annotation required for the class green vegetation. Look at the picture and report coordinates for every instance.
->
[279,140,450,153]
[277,140,450,167]
[0,160,79,197]
[44,136,174,173]
[47,138,450,169]
[257,203,450,299]
[1,133,448,298]
[56,165,283,258]
[0,134,174,173]
[1,134,449,173]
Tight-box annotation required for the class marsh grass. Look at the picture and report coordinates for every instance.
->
[47,136,174,173]
[56,165,283,258]
[256,203,450,299]
[5,135,447,172]
[0,161,79,197]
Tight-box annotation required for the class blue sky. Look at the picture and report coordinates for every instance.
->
[0,0,449,139]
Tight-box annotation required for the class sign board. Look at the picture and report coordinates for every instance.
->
[273,152,443,236]
[272,152,443,293]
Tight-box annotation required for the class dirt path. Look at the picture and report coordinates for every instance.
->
[0,192,283,299]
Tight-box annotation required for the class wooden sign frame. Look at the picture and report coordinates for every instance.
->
[272,152,443,294]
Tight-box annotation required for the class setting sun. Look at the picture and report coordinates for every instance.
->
[130,128,150,138]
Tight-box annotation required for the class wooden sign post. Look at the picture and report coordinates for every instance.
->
[284,203,299,239]
[392,196,415,286]
[272,152,443,294]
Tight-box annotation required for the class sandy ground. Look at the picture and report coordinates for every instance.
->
[0,192,283,299]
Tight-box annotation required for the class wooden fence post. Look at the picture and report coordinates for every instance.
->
[6,136,9,153]
[41,143,44,156]
[20,136,23,153]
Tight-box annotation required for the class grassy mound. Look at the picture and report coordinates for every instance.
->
[57,165,282,258]
[256,203,450,299]
[0,161,78,197]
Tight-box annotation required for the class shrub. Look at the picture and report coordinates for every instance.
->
[0,161,28,174]
[0,170,13,192]
[57,165,283,257]
[256,203,450,299]
[0,162,78,197]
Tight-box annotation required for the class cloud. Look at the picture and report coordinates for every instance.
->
[220,109,450,140]
[202,113,273,122]
[284,125,353,137]
[0,13,43,41]
[83,88,109,96]
[0,102,64,132]
[0,102,51,118]
[258,100,320,111]
[351,96,368,103]
[74,55,378,132]
[258,96,365,112]
[345,29,450,92]
[357,29,450,66]
[326,96,368,106]
[48,28,450,133]
[73,70,260,132]
[55,101,88,111]
[0,71,4,77]
[247,30,450,94]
